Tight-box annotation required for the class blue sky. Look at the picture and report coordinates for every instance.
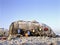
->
[0,0,60,34]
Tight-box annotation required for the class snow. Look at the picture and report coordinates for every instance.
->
[0,37,60,45]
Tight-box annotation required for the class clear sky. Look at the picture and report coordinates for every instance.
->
[0,0,60,34]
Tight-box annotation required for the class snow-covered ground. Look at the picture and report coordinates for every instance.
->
[0,37,60,45]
